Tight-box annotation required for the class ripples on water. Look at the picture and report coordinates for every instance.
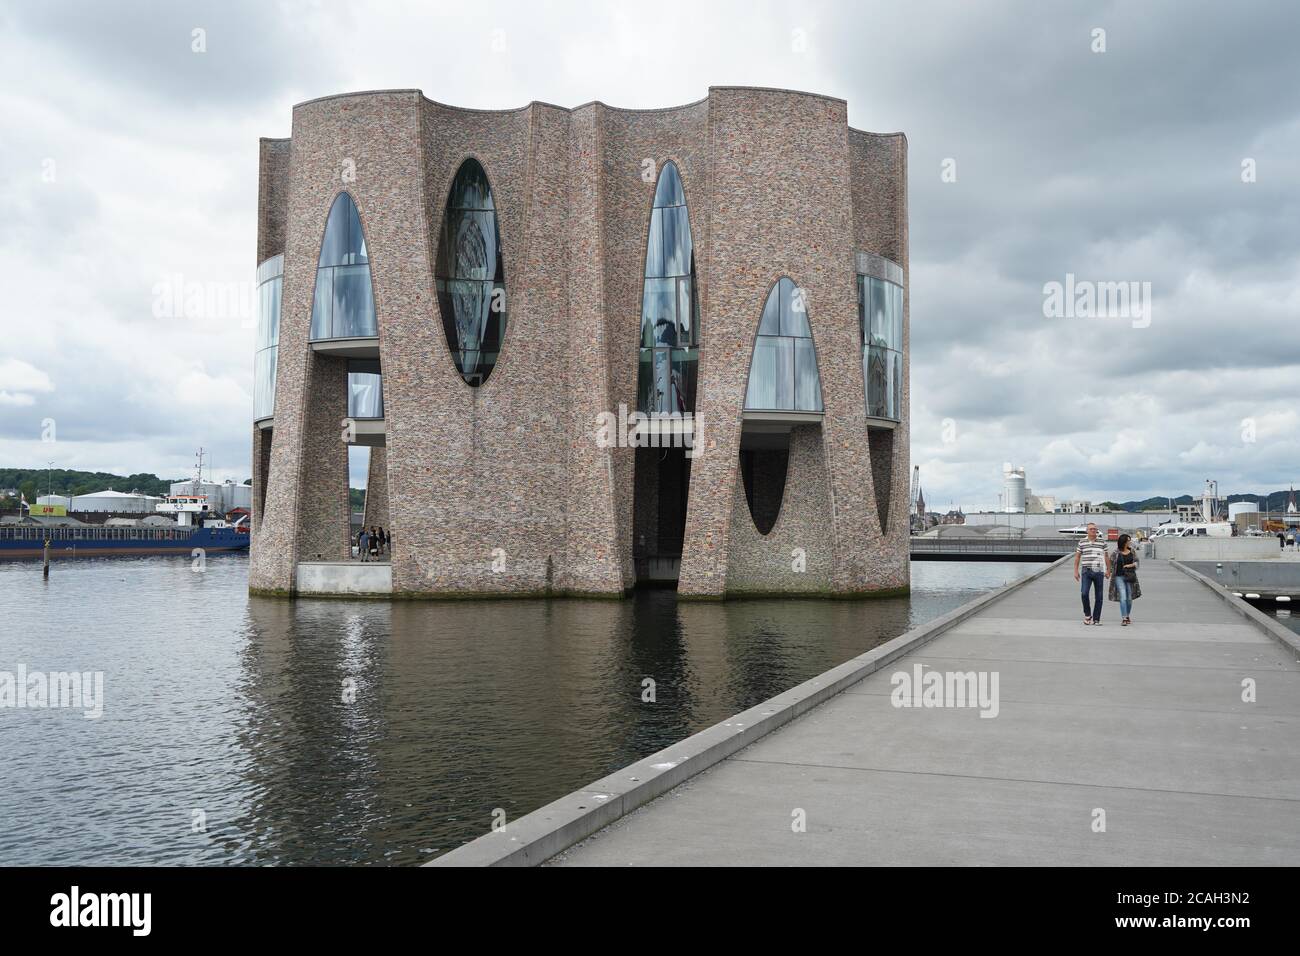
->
[0,556,1035,865]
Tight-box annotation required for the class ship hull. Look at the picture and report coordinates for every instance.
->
[0,528,249,560]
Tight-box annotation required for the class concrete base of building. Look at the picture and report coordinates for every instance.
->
[293,561,392,596]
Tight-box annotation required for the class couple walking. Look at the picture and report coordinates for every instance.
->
[1073,522,1141,626]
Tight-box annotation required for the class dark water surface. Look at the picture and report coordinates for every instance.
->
[0,555,1036,865]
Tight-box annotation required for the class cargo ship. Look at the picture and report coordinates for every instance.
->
[0,492,249,559]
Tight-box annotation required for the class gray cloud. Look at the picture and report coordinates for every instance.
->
[1,0,1297,507]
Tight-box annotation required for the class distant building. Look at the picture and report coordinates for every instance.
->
[940,507,966,525]
[169,479,252,515]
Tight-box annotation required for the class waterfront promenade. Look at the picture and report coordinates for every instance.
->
[549,560,1299,865]
[435,558,1300,866]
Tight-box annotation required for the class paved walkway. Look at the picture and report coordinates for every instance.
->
[552,560,1300,865]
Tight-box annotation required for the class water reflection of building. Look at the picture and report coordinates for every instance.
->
[250,87,909,599]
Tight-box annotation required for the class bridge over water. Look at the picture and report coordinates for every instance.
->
[434,558,1300,866]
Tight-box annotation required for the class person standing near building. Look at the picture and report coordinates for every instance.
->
[376,526,386,556]
[358,526,369,562]
[1073,522,1112,625]
[368,526,380,561]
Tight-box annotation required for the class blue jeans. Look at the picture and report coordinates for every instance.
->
[1115,575,1132,618]
[1081,568,1105,621]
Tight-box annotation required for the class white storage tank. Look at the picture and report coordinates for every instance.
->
[1002,464,1026,513]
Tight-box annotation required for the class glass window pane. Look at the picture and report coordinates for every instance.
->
[641,277,677,347]
[671,347,697,415]
[857,276,867,343]
[345,198,367,265]
[866,344,887,418]
[348,372,384,419]
[318,196,350,267]
[758,284,781,335]
[450,159,493,211]
[745,336,794,410]
[650,348,672,414]
[783,281,811,338]
[891,348,903,420]
[891,282,904,351]
[660,206,691,277]
[310,268,332,339]
[268,276,281,346]
[257,283,270,350]
[653,161,685,207]
[677,278,692,345]
[794,337,822,412]
[446,210,496,281]
[637,348,655,412]
[332,264,376,337]
[870,278,889,346]
[644,208,665,277]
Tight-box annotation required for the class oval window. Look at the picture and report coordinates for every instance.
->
[435,159,507,386]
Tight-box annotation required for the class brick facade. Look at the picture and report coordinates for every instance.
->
[250,87,908,599]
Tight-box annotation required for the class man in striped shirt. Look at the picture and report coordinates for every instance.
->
[1073,522,1112,625]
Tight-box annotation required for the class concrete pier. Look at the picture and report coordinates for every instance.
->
[437,558,1300,865]
[548,560,1300,865]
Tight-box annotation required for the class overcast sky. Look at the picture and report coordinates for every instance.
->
[1,0,1297,508]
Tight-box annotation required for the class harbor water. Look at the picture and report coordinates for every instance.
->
[4,556,1044,864]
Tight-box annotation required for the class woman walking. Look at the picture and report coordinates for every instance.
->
[1109,533,1141,626]
[368,525,380,562]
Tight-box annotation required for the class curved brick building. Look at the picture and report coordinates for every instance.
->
[249,86,909,599]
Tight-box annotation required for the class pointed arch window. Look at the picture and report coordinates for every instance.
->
[744,278,823,413]
[309,193,376,340]
[435,159,507,387]
[637,161,698,414]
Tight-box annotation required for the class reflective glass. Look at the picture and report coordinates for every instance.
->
[436,160,507,385]
[642,278,677,347]
[310,268,332,340]
[318,194,368,268]
[677,277,693,345]
[869,277,889,346]
[644,208,665,278]
[253,346,278,420]
[637,161,698,411]
[758,282,781,335]
[781,278,811,338]
[449,160,494,211]
[794,337,822,412]
[332,264,377,338]
[671,348,697,414]
[348,372,384,419]
[746,279,821,412]
[745,335,793,410]
[653,161,685,207]
[892,282,904,350]
[660,206,691,277]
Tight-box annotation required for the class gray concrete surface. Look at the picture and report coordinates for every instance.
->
[550,559,1300,865]
[294,561,392,595]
